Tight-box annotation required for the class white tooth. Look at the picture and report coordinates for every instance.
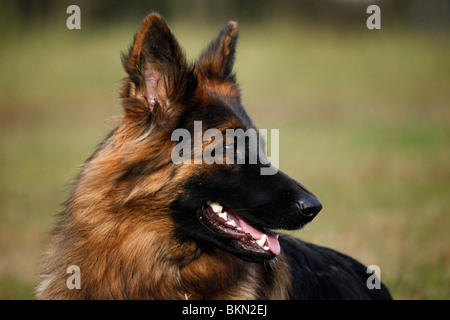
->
[218,212,228,221]
[256,234,267,248]
[276,234,279,239]
[226,219,237,227]
[263,246,270,251]
[208,202,222,213]
[237,227,242,231]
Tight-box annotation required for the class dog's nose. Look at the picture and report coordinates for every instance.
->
[297,193,322,221]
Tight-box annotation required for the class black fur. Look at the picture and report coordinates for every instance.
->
[280,235,392,299]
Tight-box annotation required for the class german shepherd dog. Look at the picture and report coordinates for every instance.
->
[37,14,392,299]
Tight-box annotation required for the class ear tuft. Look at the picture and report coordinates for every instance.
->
[121,13,196,115]
[195,20,239,83]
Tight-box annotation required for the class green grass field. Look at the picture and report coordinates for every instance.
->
[0,19,449,299]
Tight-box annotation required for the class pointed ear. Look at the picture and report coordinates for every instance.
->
[195,21,238,83]
[121,13,196,115]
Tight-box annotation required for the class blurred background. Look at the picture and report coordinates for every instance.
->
[0,0,449,299]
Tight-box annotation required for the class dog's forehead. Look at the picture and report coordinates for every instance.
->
[203,86,254,130]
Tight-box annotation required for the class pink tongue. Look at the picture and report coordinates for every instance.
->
[236,217,280,255]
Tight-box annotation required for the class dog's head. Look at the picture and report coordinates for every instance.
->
[118,14,322,263]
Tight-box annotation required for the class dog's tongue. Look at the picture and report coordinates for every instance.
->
[236,217,280,255]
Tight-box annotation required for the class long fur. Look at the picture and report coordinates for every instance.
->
[37,14,391,300]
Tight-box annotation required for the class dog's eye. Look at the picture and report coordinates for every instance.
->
[224,143,241,155]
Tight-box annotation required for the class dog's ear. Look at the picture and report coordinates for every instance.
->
[121,13,196,118]
[195,21,238,83]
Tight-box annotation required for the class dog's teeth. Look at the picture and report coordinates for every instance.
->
[237,226,242,231]
[276,234,279,239]
[208,201,222,213]
[256,234,267,248]
[218,212,228,221]
[263,246,270,251]
[226,219,237,227]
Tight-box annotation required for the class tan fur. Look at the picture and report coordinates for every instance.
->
[37,123,293,299]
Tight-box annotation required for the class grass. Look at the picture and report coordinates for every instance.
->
[0,18,449,299]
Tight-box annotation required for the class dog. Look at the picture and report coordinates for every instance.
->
[37,13,392,299]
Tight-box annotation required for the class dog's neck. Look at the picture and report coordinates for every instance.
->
[48,196,290,299]
[39,131,291,299]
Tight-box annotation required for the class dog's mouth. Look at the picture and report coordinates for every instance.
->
[197,200,280,259]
